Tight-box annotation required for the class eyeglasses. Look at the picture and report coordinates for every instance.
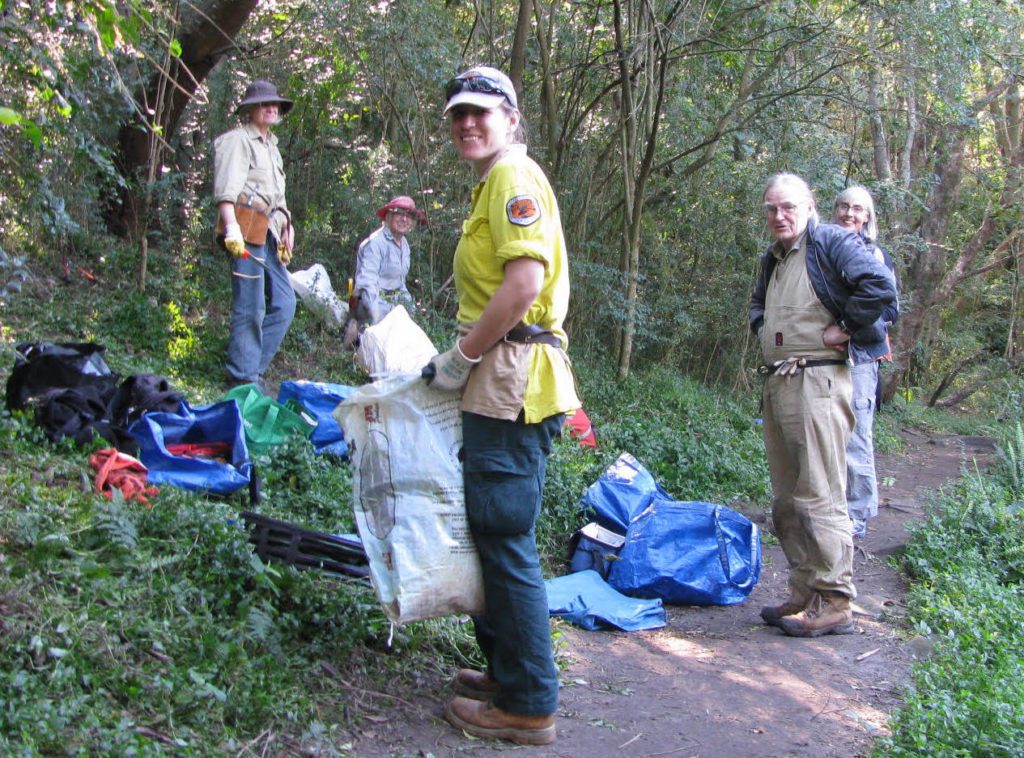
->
[764,202,800,217]
[836,202,867,214]
[444,73,513,106]
[389,210,414,219]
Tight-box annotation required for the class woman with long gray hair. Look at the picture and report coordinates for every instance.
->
[831,186,899,538]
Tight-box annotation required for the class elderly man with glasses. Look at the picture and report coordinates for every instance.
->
[749,173,897,637]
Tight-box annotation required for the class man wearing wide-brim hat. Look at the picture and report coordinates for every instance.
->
[212,79,297,391]
[349,194,425,331]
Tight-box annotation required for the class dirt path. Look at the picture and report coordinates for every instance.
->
[344,433,995,757]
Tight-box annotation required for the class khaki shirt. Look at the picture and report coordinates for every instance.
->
[212,124,289,241]
[760,233,839,364]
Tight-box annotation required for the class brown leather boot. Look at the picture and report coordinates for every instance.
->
[760,596,807,627]
[445,696,556,745]
[778,591,854,637]
[452,669,500,701]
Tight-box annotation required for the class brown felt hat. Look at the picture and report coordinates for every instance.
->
[235,80,293,115]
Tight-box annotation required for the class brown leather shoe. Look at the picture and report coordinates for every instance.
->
[452,669,499,701]
[760,599,806,628]
[445,696,556,745]
[779,591,855,637]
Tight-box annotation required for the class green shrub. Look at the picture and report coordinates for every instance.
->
[882,432,1024,756]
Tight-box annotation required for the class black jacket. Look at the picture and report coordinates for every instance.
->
[749,219,898,364]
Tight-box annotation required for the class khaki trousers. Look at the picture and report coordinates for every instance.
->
[762,364,856,599]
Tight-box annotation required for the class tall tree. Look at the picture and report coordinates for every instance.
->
[108,0,260,253]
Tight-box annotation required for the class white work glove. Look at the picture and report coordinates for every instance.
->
[423,340,481,391]
[223,222,246,258]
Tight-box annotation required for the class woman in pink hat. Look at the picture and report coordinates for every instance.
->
[351,195,424,326]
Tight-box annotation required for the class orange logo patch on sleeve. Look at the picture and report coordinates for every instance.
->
[506,195,541,226]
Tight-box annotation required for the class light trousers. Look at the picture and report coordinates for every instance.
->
[847,360,880,522]
[762,365,856,599]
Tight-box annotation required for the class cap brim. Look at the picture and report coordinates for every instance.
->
[443,91,507,115]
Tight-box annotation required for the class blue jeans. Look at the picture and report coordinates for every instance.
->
[462,411,563,717]
[847,361,879,522]
[226,234,296,383]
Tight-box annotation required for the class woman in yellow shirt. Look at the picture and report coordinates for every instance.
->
[425,66,579,746]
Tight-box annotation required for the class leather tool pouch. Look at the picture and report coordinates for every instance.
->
[215,193,271,246]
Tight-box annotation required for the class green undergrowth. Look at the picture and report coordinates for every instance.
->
[0,413,478,756]
[881,388,998,441]
[879,424,1024,756]
[0,265,774,753]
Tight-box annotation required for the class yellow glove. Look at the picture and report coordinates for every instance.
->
[277,246,292,266]
[223,222,246,258]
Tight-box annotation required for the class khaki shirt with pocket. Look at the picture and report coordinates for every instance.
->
[212,124,289,241]
[760,234,840,364]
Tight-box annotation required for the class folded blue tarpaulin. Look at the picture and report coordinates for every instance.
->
[609,496,761,606]
[546,570,666,632]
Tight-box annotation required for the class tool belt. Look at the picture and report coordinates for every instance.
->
[757,357,848,377]
[505,323,562,348]
[215,192,271,246]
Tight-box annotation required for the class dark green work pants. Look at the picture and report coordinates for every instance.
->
[462,411,564,717]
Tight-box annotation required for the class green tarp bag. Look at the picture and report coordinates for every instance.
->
[224,384,315,453]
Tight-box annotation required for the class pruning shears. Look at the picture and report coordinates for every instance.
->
[241,250,270,270]
[231,249,270,278]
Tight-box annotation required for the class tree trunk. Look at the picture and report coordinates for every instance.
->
[508,0,533,98]
[883,130,966,399]
[899,74,917,193]
[867,66,891,181]
[533,0,560,169]
[612,0,672,381]
[883,78,1020,401]
[107,0,260,238]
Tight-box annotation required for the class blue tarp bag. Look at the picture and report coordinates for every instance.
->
[579,452,669,532]
[546,570,666,632]
[129,400,251,494]
[609,495,761,606]
[277,380,356,455]
[567,522,626,579]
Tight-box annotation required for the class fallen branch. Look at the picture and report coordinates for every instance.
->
[619,733,643,749]
[856,647,882,662]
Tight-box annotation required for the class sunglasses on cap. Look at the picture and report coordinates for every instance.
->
[444,73,513,106]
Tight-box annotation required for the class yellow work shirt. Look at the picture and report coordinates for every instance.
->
[454,146,579,423]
